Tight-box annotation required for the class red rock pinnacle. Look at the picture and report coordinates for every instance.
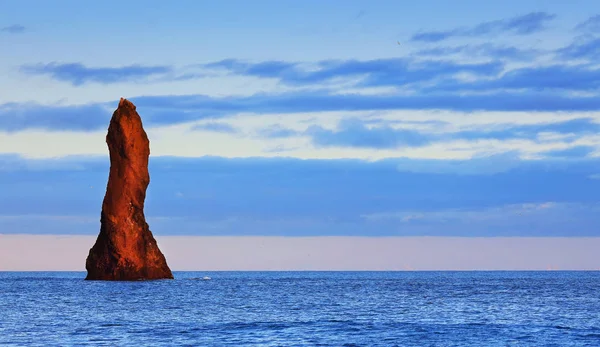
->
[85,98,173,280]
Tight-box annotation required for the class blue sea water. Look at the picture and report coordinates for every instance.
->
[0,271,599,346]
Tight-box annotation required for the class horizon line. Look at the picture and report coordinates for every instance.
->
[1,235,599,271]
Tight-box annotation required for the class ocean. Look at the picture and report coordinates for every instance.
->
[1,271,599,346]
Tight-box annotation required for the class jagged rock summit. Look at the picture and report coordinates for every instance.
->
[85,98,173,281]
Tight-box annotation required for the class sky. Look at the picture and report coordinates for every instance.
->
[1,0,600,269]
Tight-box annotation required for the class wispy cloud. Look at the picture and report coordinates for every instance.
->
[191,122,238,133]
[300,117,600,150]
[557,37,600,60]
[540,145,596,159]
[1,24,26,34]
[22,46,599,96]
[411,12,556,42]
[21,57,504,90]
[137,91,598,113]
[203,58,503,87]
[3,91,600,133]
[204,59,298,79]
[258,124,301,138]
[307,118,431,149]
[415,44,540,61]
[359,201,600,237]
[451,118,600,141]
[428,64,600,92]
[394,153,522,175]
[20,62,172,86]
[361,202,562,223]
[201,57,600,94]
[0,103,110,132]
[115,89,600,113]
[575,14,600,32]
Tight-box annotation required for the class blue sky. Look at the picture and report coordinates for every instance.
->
[2,0,600,238]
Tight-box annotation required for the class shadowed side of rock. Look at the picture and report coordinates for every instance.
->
[85,98,173,280]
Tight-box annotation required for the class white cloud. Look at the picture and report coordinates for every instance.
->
[361,202,594,223]
[1,109,599,160]
[0,70,318,105]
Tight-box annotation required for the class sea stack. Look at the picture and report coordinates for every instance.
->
[85,98,173,281]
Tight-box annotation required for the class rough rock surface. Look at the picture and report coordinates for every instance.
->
[85,98,173,281]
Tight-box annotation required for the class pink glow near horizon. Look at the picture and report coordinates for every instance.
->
[0,235,599,271]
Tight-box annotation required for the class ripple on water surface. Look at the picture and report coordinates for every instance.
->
[0,271,599,346]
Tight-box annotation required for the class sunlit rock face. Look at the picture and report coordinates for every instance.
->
[85,98,173,281]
